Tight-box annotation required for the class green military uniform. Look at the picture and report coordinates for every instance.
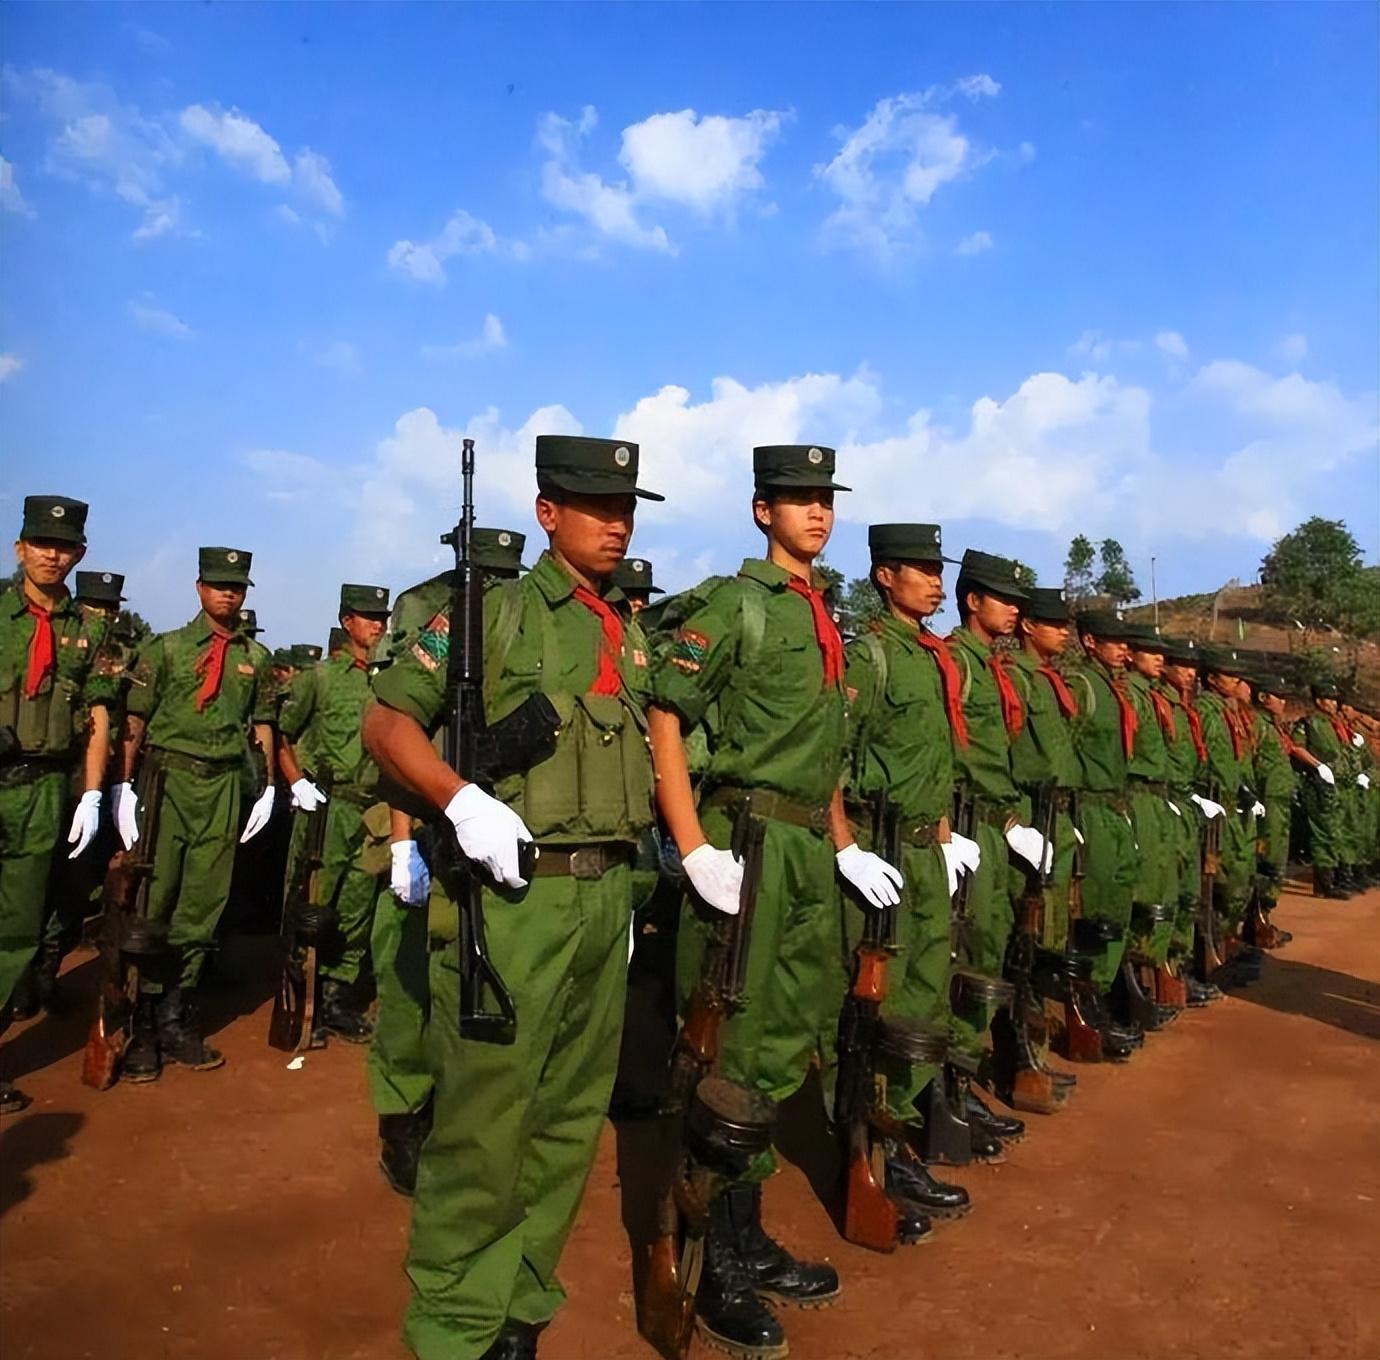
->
[1331,706,1368,879]
[843,524,962,1119]
[371,438,660,1360]
[1066,612,1137,990]
[280,584,392,995]
[1251,678,1297,909]
[125,548,274,993]
[1157,639,1208,965]
[610,556,663,605]
[369,529,527,1124]
[292,643,323,669]
[946,551,1029,1052]
[1,498,115,1016]
[1194,650,1256,931]
[1293,688,1348,878]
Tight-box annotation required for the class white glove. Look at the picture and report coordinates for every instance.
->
[1353,732,1366,748]
[66,789,103,859]
[1316,764,1336,786]
[389,840,431,905]
[939,842,966,897]
[1190,793,1225,821]
[949,832,981,874]
[1359,773,1372,790]
[240,785,277,843]
[1073,826,1085,845]
[112,780,140,850]
[836,843,904,909]
[290,777,328,812]
[1166,799,1182,817]
[1005,824,1053,875]
[682,843,744,916]
[1250,800,1266,818]
[444,783,533,889]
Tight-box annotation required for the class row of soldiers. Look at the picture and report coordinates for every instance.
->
[2,452,1379,1360]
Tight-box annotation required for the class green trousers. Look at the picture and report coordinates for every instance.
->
[1257,794,1291,907]
[0,769,66,1011]
[1214,810,1255,926]
[1166,799,1202,959]
[142,762,242,992]
[368,888,432,1117]
[285,797,384,985]
[1299,782,1343,869]
[1077,800,1136,988]
[404,863,631,1360]
[1129,789,1181,965]
[1041,808,1076,954]
[43,791,113,958]
[947,820,1015,1055]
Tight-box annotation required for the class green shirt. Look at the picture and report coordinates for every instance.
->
[1293,711,1345,766]
[126,611,274,762]
[1067,656,1130,793]
[844,614,956,823]
[279,652,377,790]
[651,558,847,807]
[1008,649,1079,791]
[1156,682,1203,793]
[0,585,117,758]
[1193,690,1250,800]
[1253,711,1296,799]
[1125,671,1170,782]
[946,627,1019,806]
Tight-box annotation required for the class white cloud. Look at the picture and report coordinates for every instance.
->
[1,153,35,216]
[292,149,344,217]
[387,208,512,283]
[129,299,193,338]
[1277,333,1308,363]
[0,352,23,383]
[179,104,290,183]
[617,107,786,213]
[1155,330,1189,359]
[421,314,509,361]
[307,340,361,376]
[954,74,1002,100]
[956,230,993,256]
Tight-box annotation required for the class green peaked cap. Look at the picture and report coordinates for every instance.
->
[1160,635,1200,664]
[291,643,323,667]
[328,626,348,655]
[1198,645,1241,675]
[74,571,126,604]
[956,549,1029,601]
[472,527,528,575]
[1076,608,1133,638]
[199,546,253,586]
[611,557,663,594]
[1023,586,1072,622]
[867,523,957,564]
[340,582,391,614]
[1126,622,1168,652]
[535,435,663,501]
[237,607,262,635]
[753,444,850,491]
[272,647,295,668]
[21,495,89,545]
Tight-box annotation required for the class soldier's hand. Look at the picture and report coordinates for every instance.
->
[1190,793,1225,820]
[948,831,981,874]
[390,839,431,905]
[66,790,102,859]
[290,777,328,812]
[1005,825,1053,875]
[1250,800,1266,818]
[240,785,277,844]
[1316,763,1336,786]
[836,844,904,910]
[113,781,140,850]
[445,784,533,889]
[939,842,967,897]
[1360,773,1372,790]
[681,843,743,916]
[1353,732,1366,749]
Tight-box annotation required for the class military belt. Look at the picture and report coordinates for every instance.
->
[148,747,243,779]
[972,799,1017,829]
[531,842,636,880]
[703,785,831,834]
[0,755,70,788]
[1130,778,1170,796]
[842,800,940,848]
[1081,789,1131,814]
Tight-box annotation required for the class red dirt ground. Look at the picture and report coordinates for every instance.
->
[2,883,1377,1360]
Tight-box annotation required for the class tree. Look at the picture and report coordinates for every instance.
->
[1064,535,1096,601]
[1260,517,1374,640]
[841,575,886,635]
[1095,538,1141,605]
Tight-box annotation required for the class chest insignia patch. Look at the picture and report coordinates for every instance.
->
[237,663,255,676]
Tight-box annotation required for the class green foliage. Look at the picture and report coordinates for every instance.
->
[117,609,153,643]
[841,575,886,635]
[1064,535,1096,600]
[1260,517,1374,637]
[1012,560,1038,590]
[1095,538,1142,604]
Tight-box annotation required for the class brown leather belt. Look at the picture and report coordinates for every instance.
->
[843,801,940,848]
[149,747,243,779]
[703,785,830,834]
[1082,789,1131,814]
[531,843,636,880]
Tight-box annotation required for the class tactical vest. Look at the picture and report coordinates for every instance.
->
[0,620,95,757]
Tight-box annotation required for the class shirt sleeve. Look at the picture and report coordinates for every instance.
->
[124,636,164,720]
[273,660,313,735]
[649,584,743,728]
[370,605,450,729]
[81,616,119,712]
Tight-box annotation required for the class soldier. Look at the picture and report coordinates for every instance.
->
[945,550,1050,1134]
[271,646,298,688]
[1,497,116,1114]
[371,528,528,1196]
[363,437,661,1360]
[327,626,349,660]
[610,556,662,614]
[292,643,324,670]
[112,547,277,1081]
[1293,681,1350,898]
[840,523,978,1216]
[278,583,393,1043]
[647,446,905,1358]
[1339,699,1380,885]
[1064,610,1144,1059]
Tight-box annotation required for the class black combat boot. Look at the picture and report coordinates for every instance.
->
[696,1190,788,1359]
[7,963,39,1021]
[1081,985,1142,1055]
[1185,976,1222,1006]
[33,934,68,1015]
[1314,867,1346,900]
[882,1137,971,1219]
[156,988,225,1070]
[0,1078,32,1116]
[379,1099,433,1197]
[965,1088,1025,1143]
[725,1182,840,1308]
[317,977,373,1044]
[478,1321,538,1360]
[123,993,163,1084]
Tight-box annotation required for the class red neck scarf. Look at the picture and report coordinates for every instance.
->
[988,652,1026,737]
[1108,676,1139,759]
[1327,715,1354,747]
[1272,717,1305,760]
[913,629,970,747]
[194,631,232,711]
[785,577,845,689]
[1221,702,1248,760]
[1037,664,1079,719]
[1173,686,1209,761]
[23,601,56,699]
[1148,688,1178,742]
[572,585,624,697]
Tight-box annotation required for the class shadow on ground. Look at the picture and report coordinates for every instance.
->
[0,1110,85,1219]
[1237,954,1380,1040]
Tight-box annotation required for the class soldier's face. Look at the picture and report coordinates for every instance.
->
[1165,663,1196,690]
[1131,649,1165,680]
[1023,618,1070,657]
[878,561,944,620]
[970,590,1020,638]
[1260,693,1285,716]
[197,579,247,627]
[15,537,84,588]
[537,491,635,582]
[1208,671,1239,697]
[343,612,386,651]
[1085,635,1129,668]
[625,592,650,615]
[755,489,835,560]
[1316,696,1337,714]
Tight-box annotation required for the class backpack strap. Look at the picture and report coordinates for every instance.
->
[481,580,528,708]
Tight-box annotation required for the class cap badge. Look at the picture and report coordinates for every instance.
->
[1058,588,1066,602]
[1114,608,1123,620]
[51,505,65,518]
[614,446,631,468]
[633,560,645,573]
[376,588,385,599]
[102,573,113,584]
[807,447,824,465]
[498,532,512,547]
[226,551,239,564]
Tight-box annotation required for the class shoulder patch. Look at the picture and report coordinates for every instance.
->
[671,627,710,674]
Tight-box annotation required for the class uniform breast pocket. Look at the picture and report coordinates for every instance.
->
[884,663,926,712]
[757,633,819,698]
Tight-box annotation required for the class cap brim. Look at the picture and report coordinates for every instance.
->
[756,475,851,493]
[964,577,1029,603]
[201,576,254,588]
[540,469,665,502]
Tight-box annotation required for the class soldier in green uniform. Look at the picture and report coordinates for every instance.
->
[370,528,528,1196]
[327,626,348,660]
[610,556,662,614]
[945,549,1051,1132]
[1339,699,1380,883]
[1,497,115,1114]
[278,582,392,1042]
[1293,682,1348,898]
[114,547,277,1081]
[364,438,661,1360]
[841,522,977,1213]
[1331,696,1372,892]
[648,446,903,1358]
[292,643,323,670]
[1064,610,1144,1058]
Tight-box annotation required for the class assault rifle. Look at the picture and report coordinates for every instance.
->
[268,768,334,1055]
[1195,779,1226,977]
[82,761,167,1089]
[640,804,768,1360]
[1057,792,1105,1062]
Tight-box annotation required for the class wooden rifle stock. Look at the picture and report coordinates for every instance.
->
[1059,795,1105,1063]
[1196,782,1226,976]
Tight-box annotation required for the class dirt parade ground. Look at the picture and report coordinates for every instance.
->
[2,883,1377,1360]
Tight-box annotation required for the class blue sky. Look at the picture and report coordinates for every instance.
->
[3,2,1377,644]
